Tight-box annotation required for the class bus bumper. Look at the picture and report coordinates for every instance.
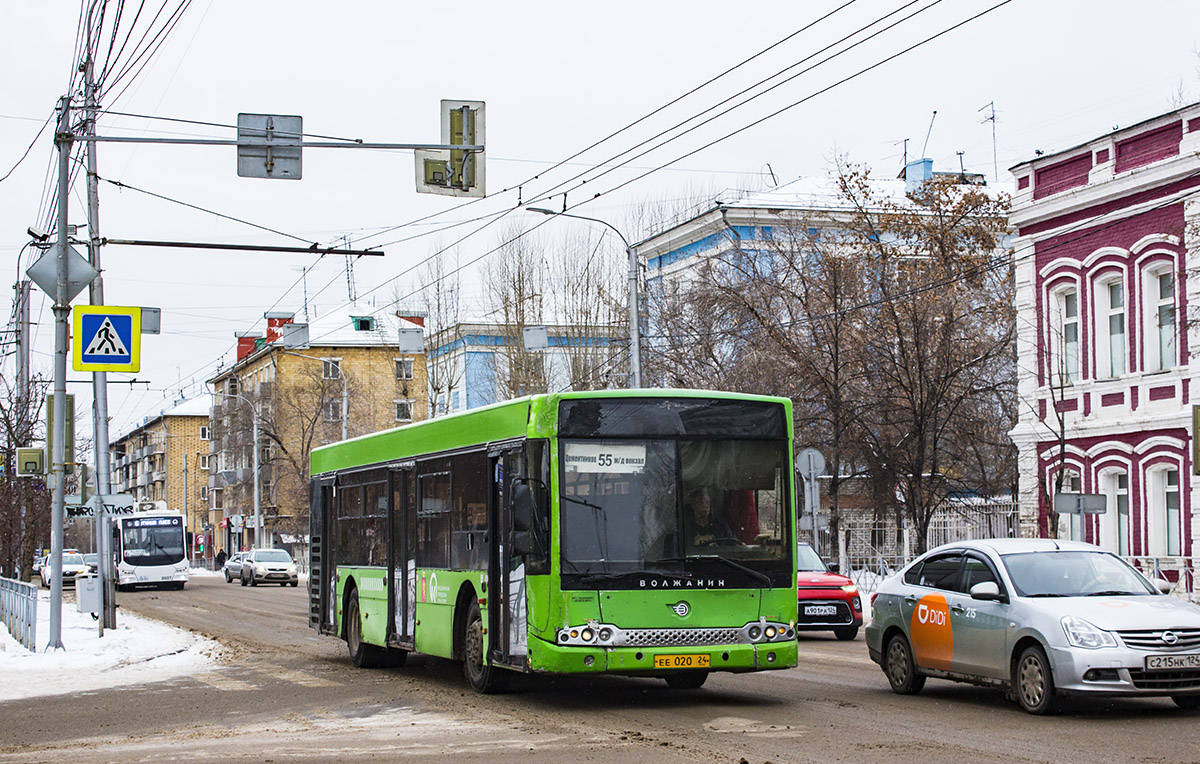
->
[528,637,798,675]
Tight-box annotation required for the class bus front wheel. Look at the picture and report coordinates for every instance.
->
[346,591,386,669]
[663,671,708,690]
[463,600,509,694]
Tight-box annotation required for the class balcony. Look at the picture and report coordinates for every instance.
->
[151,470,166,483]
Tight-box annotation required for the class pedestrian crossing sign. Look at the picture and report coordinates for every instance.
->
[72,306,141,372]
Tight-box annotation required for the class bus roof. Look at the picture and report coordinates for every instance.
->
[310,389,791,476]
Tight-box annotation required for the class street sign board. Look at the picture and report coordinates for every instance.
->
[26,244,99,303]
[1053,492,1108,514]
[16,448,45,476]
[72,305,141,372]
[237,113,302,179]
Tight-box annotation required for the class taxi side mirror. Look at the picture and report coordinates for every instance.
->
[1153,577,1172,595]
[969,580,1004,602]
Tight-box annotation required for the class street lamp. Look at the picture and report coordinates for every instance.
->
[526,207,642,388]
[218,390,262,548]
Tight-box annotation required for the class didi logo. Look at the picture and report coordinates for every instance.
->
[909,593,953,671]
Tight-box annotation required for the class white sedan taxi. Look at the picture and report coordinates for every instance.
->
[866,539,1200,714]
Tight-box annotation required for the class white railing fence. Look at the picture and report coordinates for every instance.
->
[0,575,38,651]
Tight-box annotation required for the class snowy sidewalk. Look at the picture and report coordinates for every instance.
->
[0,571,222,702]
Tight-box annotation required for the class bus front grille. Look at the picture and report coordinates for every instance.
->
[620,628,743,647]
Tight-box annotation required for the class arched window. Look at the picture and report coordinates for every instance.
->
[1146,466,1182,556]
[1142,265,1176,372]
[1049,286,1080,385]
[1099,470,1129,555]
[1054,469,1083,540]
[1093,278,1126,378]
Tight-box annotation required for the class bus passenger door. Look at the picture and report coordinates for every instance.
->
[489,448,527,669]
[389,464,416,648]
[310,477,336,634]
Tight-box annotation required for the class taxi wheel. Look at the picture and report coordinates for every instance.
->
[1015,645,1058,715]
[885,634,925,695]
[1171,694,1200,710]
[834,626,859,641]
[664,671,709,690]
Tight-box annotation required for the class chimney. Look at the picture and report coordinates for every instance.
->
[904,158,933,193]
[235,331,263,362]
[263,311,295,345]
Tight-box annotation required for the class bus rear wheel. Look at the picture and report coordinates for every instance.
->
[463,600,508,693]
[346,591,386,669]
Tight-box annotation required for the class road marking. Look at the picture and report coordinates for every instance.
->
[192,671,258,691]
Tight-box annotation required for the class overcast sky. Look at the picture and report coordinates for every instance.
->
[2,1,1198,439]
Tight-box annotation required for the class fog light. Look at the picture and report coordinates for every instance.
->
[599,628,613,641]
[748,626,762,640]
[1083,668,1120,682]
[766,652,776,663]
[852,597,862,612]
[584,655,595,667]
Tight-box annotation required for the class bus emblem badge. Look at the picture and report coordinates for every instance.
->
[669,601,690,617]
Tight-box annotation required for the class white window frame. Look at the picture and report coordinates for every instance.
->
[394,399,414,422]
[199,425,210,441]
[1146,466,1183,556]
[322,357,342,380]
[1099,470,1129,555]
[1142,265,1177,372]
[199,485,209,502]
[394,357,414,380]
[199,454,210,471]
[324,398,343,422]
[1049,286,1080,385]
[1055,469,1083,541]
[1093,278,1126,378]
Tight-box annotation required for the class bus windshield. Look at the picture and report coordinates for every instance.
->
[121,517,185,567]
[559,436,790,587]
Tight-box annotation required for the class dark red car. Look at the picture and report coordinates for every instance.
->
[796,542,863,640]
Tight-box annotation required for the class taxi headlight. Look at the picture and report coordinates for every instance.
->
[840,584,858,594]
[256,564,267,574]
[1061,616,1117,649]
[287,565,297,575]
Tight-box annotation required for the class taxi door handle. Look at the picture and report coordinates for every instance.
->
[904,596,917,605]
[950,605,966,614]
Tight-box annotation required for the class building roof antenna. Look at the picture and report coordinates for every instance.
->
[921,110,938,158]
[978,101,998,183]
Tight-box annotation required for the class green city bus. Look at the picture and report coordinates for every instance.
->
[308,390,799,692]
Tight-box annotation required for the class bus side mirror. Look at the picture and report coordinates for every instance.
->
[512,531,530,557]
[512,482,534,532]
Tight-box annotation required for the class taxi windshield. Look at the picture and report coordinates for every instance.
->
[796,543,827,572]
[1002,550,1156,597]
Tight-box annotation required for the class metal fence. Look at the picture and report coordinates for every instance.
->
[0,576,38,651]
[810,502,1022,594]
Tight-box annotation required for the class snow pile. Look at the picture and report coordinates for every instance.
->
[0,579,221,701]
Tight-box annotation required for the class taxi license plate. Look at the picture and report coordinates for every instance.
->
[653,654,711,669]
[1146,654,1200,671]
[804,605,838,616]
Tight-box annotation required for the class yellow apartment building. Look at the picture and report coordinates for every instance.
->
[207,309,427,553]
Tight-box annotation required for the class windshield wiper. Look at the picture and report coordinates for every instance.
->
[561,495,604,512]
[578,568,697,585]
[1084,590,1142,597]
[1024,593,1068,598]
[655,554,771,587]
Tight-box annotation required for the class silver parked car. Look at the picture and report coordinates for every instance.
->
[239,548,298,587]
[222,552,248,583]
[866,539,1200,714]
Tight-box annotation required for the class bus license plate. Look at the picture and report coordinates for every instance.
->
[654,654,711,669]
[1146,654,1200,671]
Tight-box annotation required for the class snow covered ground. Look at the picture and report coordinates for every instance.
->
[0,569,223,702]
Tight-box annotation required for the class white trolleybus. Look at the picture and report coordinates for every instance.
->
[114,509,189,590]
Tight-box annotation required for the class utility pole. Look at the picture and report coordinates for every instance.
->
[13,279,33,584]
[83,53,116,631]
[48,95,72,650]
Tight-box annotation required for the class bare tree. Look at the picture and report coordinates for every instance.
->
[484,222,548,398]
[409,245,464,417]
[547,228,626,390]
[836,163,1014,554]
[0,373,50,580]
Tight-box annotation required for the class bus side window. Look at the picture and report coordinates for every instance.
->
[522,440,550,574]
